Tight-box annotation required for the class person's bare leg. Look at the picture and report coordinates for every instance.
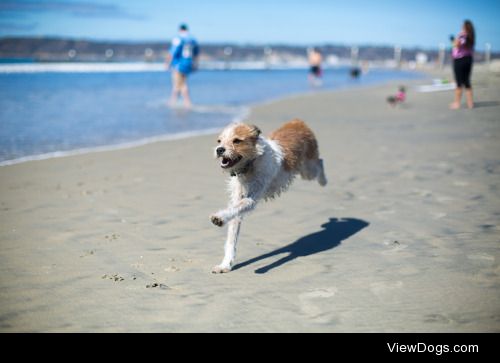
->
[465,88,474,109]
[169,88,179,105]
[181,84,192,108]
[450,87,462,109]
[169,72,180,106]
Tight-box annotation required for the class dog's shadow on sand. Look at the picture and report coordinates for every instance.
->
[233,217,369,274]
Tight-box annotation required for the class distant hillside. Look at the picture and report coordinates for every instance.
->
[0,37,495,64]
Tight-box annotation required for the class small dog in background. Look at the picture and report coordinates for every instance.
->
[210,119,327,273]
[387,86,406,107]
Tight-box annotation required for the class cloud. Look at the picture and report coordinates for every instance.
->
[0,1,146,20]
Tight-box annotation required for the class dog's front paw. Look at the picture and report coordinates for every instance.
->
[212,264,232,274]
[210,214,225,227]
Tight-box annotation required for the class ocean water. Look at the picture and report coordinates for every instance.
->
[0,66,423,165]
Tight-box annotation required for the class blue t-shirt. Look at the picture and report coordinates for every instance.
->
[169,33,199,75]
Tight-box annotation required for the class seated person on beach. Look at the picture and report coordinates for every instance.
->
[387,86,406,107]
[308,47,323,85]
[166,23,199,108]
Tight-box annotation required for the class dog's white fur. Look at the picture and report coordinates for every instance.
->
[210,120,327,273]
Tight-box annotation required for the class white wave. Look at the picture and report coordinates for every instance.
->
[145,99,250,116]
[415,82,456,93]
[199,60,308,70]
[0,62,166,73]
[0,61,310,74]
[190,104,246,114]
[167,103,249,115]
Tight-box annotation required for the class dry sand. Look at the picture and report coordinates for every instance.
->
[0,66,499,332]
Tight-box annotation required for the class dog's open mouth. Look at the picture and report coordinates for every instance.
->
[220,155,242,169]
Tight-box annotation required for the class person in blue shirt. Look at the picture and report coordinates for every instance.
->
[166,24,199,107]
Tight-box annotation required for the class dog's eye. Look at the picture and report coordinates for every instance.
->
[233,138,242,144]
[217,139,221,143]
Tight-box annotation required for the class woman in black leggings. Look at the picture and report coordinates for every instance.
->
[450,20,475,109]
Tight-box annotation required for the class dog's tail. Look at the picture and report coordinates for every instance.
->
[300,158,327,186]
[317,158,327,186]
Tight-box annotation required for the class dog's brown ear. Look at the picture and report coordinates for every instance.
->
[249,125,261,138]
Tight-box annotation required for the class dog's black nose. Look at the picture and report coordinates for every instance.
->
[216,146,225,156]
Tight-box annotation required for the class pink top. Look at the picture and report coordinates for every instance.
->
[396,91,405,102]
[452,31,473,59]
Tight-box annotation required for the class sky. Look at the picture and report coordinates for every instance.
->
[1,0,499,50]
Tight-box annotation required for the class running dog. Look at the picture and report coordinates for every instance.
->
[210,119,327,273]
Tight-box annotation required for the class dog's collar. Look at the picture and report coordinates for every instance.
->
[230,159,254,177]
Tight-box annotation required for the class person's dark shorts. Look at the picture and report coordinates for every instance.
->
[453,55,473,89]
[310,65,321,76]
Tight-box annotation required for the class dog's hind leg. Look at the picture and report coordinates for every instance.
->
[212,218,241,273]
[300,158,327,186]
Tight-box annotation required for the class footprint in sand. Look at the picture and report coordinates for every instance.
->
[400,171,417,179]
[298,288,338,323]
[424,312,474,325]
[79,249,96,258]
[431,212,447,220]
[435,195,455,203]
[423,313,451,324]
[452,180,470,187]
[467,253,495,263]
[397,265,420,276]
[381,240,408,255]
[374,209,396,218]
[146,282,169,289]
[478,224,498,232]
[411,189,433,198]
[370,281,403,298]
[101,273,125,282]
[131,262,144,269]
[164,266,180,272]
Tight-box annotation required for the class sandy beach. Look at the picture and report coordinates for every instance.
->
[1,66,499,332]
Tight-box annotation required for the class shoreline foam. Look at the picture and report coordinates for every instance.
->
[0,61,326,73]
[0,127,223,167]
